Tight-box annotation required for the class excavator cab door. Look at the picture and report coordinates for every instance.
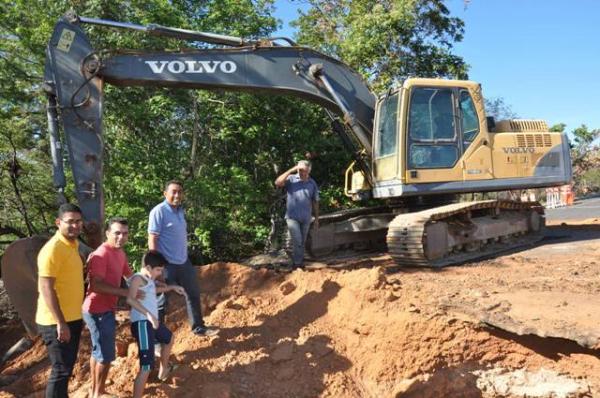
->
[404,84,491,184]
[372,91,400,182]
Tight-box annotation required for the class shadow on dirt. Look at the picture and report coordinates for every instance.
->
[486,327,600,361]
[185,280,341,362]
[542,223,600,244]
[162,280,350,398]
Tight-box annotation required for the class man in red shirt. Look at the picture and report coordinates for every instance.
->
[82,217,134,398]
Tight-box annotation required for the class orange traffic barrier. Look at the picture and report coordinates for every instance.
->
[559,185,574,206]
[546,185,574,208]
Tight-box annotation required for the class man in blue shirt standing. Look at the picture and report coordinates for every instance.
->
[148,180,217,336]
[275,160,319,269]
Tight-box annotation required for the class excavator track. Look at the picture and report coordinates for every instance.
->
[308,206,396,257]
[387,200,545,267]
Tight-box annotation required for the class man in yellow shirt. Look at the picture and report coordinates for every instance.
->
[35,203,85,398]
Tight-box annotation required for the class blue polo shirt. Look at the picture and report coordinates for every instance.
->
[148,200,188,264]
[285,175,319,223]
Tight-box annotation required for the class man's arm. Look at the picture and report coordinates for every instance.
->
[87,254,132,298]
[148,206,162,250]
[148,233,159,251]
[38,277,70,342]
[312,181,320,228]
[157,284,186,295]
[89,276,129,297]
[123,262,134,279]
[275,165,298,188]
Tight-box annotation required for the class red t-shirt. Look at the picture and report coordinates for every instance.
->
[82,243,132,314]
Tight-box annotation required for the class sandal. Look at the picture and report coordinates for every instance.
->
[158,362,179,382]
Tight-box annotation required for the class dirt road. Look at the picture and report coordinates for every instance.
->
[0,201,599,397]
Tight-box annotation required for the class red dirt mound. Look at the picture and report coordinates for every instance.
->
[1,244,599,397]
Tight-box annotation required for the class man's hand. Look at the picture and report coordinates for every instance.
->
[148,314,160,330]
[275,165,300,187]
[135,290,145,300]
[171,285,186,296]
[57,322,71,343]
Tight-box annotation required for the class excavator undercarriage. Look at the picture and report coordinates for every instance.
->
[303,199,544,268]
[387,200,544,267]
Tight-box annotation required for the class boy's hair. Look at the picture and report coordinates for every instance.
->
[164,179,183,191]
[106,216,128,230]
[57,203,82,219]
[142,250,167,269]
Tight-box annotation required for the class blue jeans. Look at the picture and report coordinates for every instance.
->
[164,258,204,330]
[37,320,83,398]
[286,218,311,266]
[82,311,116,364]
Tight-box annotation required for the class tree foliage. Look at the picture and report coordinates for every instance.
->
[568,124,600,195]
[292,0,468,91]
[484,97,517,121]
[0,0,471,263]
[547,123,600,195]
[549,123,566,133]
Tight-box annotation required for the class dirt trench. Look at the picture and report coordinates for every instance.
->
[0,219,599,398]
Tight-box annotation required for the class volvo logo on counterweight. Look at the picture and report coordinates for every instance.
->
[145,60,237,74]
[502,147,535,154]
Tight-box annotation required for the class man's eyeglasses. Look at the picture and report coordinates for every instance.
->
[60,219,83,226]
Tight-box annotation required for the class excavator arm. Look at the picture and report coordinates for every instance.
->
[44,13,376,247]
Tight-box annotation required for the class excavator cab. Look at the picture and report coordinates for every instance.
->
[351,78,571,200]
[364,79,486,197]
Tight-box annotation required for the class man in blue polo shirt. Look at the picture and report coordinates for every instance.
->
[275,160,319,269]
[148,180,217,336]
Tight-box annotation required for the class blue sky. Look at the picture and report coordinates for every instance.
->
[273,0,599,133]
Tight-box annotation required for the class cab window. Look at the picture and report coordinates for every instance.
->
[409,145,459,169]
[408,87,458,168]
[459,90,479,151]
[375,92,399,157]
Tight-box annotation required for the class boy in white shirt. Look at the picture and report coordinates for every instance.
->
[127,251,185,398]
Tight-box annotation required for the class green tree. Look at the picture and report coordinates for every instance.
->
[0,0,284,261]
[0,1,65,243]
[547,123,600,195]
[569,125,600,194]
[484,97,518,121]
[571,124,600,155]
[292,0,468,91]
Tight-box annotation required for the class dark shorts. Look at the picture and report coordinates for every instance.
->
[130,320,172,371]
[83,311,116,364]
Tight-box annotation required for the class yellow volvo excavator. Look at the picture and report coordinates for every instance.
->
[1,13,571,336]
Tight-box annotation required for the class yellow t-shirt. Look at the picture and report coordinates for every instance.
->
[35,231,84,325]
